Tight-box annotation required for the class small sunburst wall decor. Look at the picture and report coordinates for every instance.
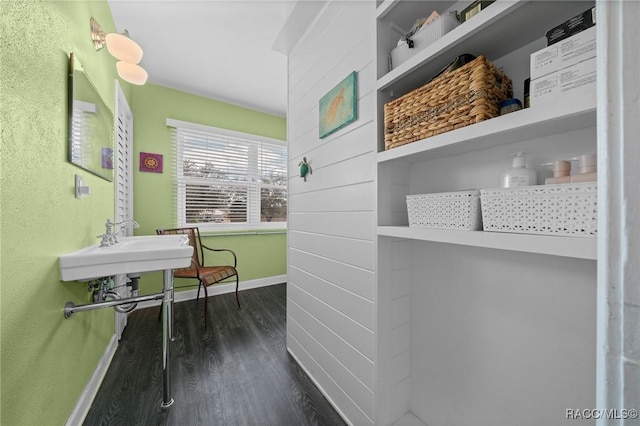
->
[140,152,163,173]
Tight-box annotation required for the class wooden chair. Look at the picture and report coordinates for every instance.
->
[156,227,240,327]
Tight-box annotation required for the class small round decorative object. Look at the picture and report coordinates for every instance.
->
[144,156,159,169]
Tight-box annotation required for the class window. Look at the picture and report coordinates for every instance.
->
[167,119,287,231]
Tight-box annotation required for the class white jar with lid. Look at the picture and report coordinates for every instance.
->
[543,160,572,184]
[571,153,597,183]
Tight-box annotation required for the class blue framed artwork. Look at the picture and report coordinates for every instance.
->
[101,147,113,169]
[319,71,357,138]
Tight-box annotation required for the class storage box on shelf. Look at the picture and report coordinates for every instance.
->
[530,25,596,80]
[480,182,597,238]
[407,190,482,230]
[459,0,495,23]
[531,57,596,106]
[384,55,512,150]
[545,5,596,46]
[529,24,596,106]
[390,12,460,70]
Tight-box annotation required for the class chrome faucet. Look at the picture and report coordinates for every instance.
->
[97,219,140,247]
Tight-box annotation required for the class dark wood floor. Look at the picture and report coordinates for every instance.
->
[84,284,347,426]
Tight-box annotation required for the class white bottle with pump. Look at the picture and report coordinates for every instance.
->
[501,152,537,188]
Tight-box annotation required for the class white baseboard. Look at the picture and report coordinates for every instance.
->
[66,334,118,426]
[392,412,428,426]
[66,275,286,425]
[286,347,353,426]
[136,274,287,309]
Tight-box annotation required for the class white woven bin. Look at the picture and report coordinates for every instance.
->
[479,183,597,237]
[407,190,482,230]
[391,13,460,69]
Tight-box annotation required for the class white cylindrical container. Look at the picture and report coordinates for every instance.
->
[575,153,597,174]
[544,160,571,184]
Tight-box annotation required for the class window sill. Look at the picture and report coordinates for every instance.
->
[198,228,287,237]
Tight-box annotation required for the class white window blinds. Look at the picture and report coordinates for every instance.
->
[167,119,287,230]
[70,100,97,166]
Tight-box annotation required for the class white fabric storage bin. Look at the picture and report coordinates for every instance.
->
[391,13,460,69]
[480,183,597,237]
[406,189,482,230]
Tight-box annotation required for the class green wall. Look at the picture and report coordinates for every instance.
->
[1,1,127,424]
[129,84,287,294]
[1,2,286,424]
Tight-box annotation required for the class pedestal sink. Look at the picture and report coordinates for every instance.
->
[59,235,193,281]
[59,234,193,409]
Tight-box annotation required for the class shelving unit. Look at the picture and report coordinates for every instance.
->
[377,89,596,165]
[374,1,598,425]
[376,1,594,99]
[376,0,597,253]
[378,226,596,260]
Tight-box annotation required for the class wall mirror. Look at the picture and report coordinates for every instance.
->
[67,52,114,181]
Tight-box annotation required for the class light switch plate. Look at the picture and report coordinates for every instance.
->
[75,174,91,199]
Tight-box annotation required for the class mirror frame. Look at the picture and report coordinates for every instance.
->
[67,52,114,181]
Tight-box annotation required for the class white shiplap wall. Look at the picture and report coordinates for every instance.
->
[286,2,376,425]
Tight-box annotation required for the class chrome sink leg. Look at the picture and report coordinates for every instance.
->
[161,268,174,409]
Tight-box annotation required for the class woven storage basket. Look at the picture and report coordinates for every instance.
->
[384,55,512,150]
[407,190,482,230]
[479,183,597,237]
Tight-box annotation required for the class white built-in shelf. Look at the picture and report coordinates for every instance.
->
[378,226,597,260]
[377,0,457,23]
[377,0,593,96]
[377,89,596,164]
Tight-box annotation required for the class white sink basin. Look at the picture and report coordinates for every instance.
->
[59,235,194,281]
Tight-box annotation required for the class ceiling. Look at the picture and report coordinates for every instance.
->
[108,1,299,117]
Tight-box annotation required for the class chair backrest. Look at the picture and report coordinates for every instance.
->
[156,227,204,271]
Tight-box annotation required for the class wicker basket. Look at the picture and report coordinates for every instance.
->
[479,183,597,237]
[384,55,512,150]
[407,190,482,230]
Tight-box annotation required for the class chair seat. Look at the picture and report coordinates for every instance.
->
[157,226,240,328]
[175,265,237,286]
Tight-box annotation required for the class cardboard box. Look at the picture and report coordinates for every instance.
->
[546,6,596,46]
[530,25,596,80]
[530,56,596,106]
[459,1,495,24]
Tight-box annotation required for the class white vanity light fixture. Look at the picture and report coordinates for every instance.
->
[90,17,148,85]
[115,61,148,86]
